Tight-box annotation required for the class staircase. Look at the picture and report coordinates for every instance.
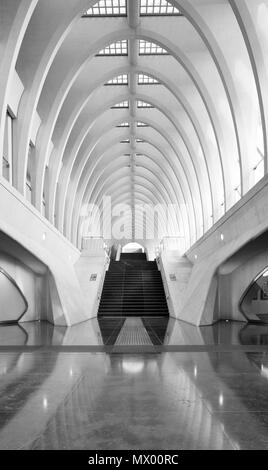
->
[98,253,169,317]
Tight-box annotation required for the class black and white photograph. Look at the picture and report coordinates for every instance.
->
[1,0,268,458]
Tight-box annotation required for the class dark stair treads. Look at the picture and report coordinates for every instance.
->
[98,253,169,317]
[120,253,147,261]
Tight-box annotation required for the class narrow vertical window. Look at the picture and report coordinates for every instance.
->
[43,166,49,218]
[26,142,34,204]
[2,111,13,183]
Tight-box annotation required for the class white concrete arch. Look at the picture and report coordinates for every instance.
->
[49,21,232,222]
[64,125,193,248]
[57,91,206,236]
[71,144,185,233]
[67,124,197,246]
[40,61,224,229]
[94,192,180,247]
[1,0,267,261]
[171,0,263,195]
[96,189,179,237]
[35,61,131,209]
[30,23,237,235]
[135,66,225,218]
[60,115,197,239]
[81,159,181,223]
[77,181,172,247]
[0,0,38,173]
[229,0,268,170]
[90,139,190,240]
[38,35,220,239]
[13,0,96,194]
[75,163,183,246]
[78,178,181,248]
[135,28,241,205]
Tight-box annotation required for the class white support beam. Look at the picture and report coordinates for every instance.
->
[127,0,140,241]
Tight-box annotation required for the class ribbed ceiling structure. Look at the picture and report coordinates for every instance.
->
[1,0,268,251]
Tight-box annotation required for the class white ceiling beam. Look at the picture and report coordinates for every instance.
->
[127,1,140,238]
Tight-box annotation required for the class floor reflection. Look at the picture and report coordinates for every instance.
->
[0,346,268,448]
[0,351,58,432]
[20,353,238,450]
[2,318,268,346]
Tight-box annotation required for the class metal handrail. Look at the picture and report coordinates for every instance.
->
[0,267,28,325]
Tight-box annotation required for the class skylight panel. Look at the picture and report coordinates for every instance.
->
[85,0,127,16]
[121,139,130,143]
[97,40,128,56]
[106,74,128,85]
[137,121,149,127]
[117,122,130,127]
[138,73,159,84]
[139,40,168,55]
[136,138,145,143]
[140,0,181,16]
[111,100,129,108]
[137,100,154,108]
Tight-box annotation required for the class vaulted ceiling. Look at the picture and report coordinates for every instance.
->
[1,0,268,251]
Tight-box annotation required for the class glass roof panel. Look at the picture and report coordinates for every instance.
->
[117,122,130,127]
[137,121,149,127]
[97,40,128,56]
[106,74,128,85]
[140,0,181,16]
[137,100,154,108]
[111,101,129,108]
[85,0,127,17]
[138,73,159,84]
[139,40,168,55]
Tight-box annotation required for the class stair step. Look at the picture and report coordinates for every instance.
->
[98,257,168,318]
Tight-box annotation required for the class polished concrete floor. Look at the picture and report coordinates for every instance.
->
[1,318,268,449]
[1,316,268,347]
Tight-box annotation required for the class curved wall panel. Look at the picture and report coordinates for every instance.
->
[0,267,28,324]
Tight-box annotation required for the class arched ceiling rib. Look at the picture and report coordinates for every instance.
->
[57,108,202,238]
[68,129,197,246]
[35,62,224,218]
[55,89,212,235]
[72,137,194,248]
[3,0,267,252]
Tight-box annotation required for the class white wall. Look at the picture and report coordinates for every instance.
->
[181,174,268,325]
[218,233,268,322]
[0,175,93,326]
[158,251,192,319]
[75,251,108,320]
